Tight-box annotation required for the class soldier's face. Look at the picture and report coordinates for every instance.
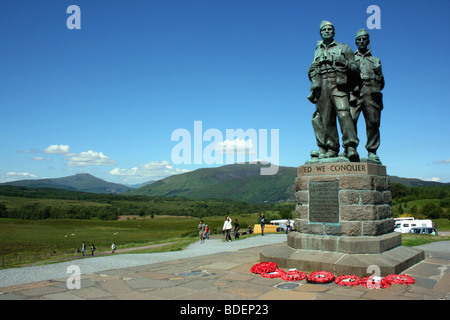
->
[320,26,334,41]
[356,36,370,50]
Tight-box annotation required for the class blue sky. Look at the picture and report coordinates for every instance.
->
[0,0,449,185]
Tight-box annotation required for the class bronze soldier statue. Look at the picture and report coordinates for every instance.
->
[308,21,360,161]
[350,28,384,163]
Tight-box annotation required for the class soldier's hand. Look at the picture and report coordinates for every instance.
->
[309,61,320,69]
[334,55,348,67]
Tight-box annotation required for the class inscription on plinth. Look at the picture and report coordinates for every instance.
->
[309,181,339,223]
[298,162,386,176]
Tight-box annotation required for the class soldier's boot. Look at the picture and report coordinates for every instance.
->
[347,147,360,162]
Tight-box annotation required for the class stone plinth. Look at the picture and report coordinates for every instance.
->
[260,162,424,277]
[294,162,393,237]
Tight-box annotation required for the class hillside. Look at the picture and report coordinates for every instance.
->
[127,163,450,203]
[388,176,449,187]
[2,164,447,202]
[126,163,298,203]
[1,173,132,194]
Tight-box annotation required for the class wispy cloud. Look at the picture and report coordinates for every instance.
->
[44,144,72,155]
[33,145,116,167]
[66,150,115,167]
[110,160,189,181]
[432,158,450,165]
[2,172,38,182]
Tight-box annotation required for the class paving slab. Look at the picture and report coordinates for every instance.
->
[0,237,449,302]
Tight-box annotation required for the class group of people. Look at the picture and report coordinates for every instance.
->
[197,216,241,243]
[80,241,116,256]
[198,214,293,243]
[222,216,241,242]
[308,21,384,163]
[81,241,96,256]
[197,220,210,243]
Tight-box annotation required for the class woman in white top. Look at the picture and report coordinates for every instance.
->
[223,216,232,242]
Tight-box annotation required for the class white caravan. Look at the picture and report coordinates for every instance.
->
[394,218,433,233]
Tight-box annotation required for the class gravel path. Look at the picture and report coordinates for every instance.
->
[0,234,287,288]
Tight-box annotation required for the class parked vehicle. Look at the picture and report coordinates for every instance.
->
[393,217,415,222]
[270,219,294,232]
[394,219,433,233]
[410,227,438,235]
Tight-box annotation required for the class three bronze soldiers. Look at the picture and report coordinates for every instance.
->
[308,21,384,164]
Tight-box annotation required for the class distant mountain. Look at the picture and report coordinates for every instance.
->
[126,163,298,203]
[129,180,156,189]
[388,176,450,187]
[2,165,447,201]
[1,173,132,194]
[127,163,449,203]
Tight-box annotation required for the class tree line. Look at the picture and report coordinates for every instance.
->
[0,186,277,220]
[391,183,450,219]
[1,183,448,221]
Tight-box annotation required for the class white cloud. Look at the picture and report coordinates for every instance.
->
[433,159,450,165]
[32,157,43,161]
[214,138,256,155]
[4,172,38,181]
[110,160,189,181]
[66,150,115,167]
[44,144,71,154]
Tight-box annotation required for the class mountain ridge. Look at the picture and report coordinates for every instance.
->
[2,164,447,200]
[1,173,132,194]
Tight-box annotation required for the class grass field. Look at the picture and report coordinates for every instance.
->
[1,216,449,269]
[0,213,261,268]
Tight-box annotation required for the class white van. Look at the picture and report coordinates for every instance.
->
[394,219,433,233]
[270,219,294,232]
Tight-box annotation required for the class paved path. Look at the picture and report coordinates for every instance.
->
[0,234,287,288]
[0,236,449,301]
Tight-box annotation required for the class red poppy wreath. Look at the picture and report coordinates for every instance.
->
[260,268,285,279]
[334,275,361,287]
[250,262,278,274]
[360,276,392,289]
[384,274,415,285]
[281,270,307,281]
[307,271,335,284]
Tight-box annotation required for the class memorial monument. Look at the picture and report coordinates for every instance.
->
[260,22,424,277]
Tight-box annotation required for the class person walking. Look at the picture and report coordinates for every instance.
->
[111,242,116,253]
[223,216,232,242]
[233,219,240,240]
[205,225,210,240]
[81,241,86,256]
[91,243,96,256]
[286,218,291,234]
[260,214,266,236]
[198,220,206,243]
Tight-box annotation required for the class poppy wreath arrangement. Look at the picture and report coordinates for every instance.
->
[360,276,392,289]
[260,268,285,279]
[307,270,335,284]
[281,270,307,281]
[250,262,278,274]
[250,262,415,288]
[384,274,415,285]
[334,274,362,287]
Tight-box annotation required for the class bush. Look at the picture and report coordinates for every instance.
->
[419,202,443,219]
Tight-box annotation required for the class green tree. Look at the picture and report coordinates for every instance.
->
[419,202,443,219]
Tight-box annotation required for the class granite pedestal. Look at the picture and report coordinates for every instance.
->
[260,162,424,277]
